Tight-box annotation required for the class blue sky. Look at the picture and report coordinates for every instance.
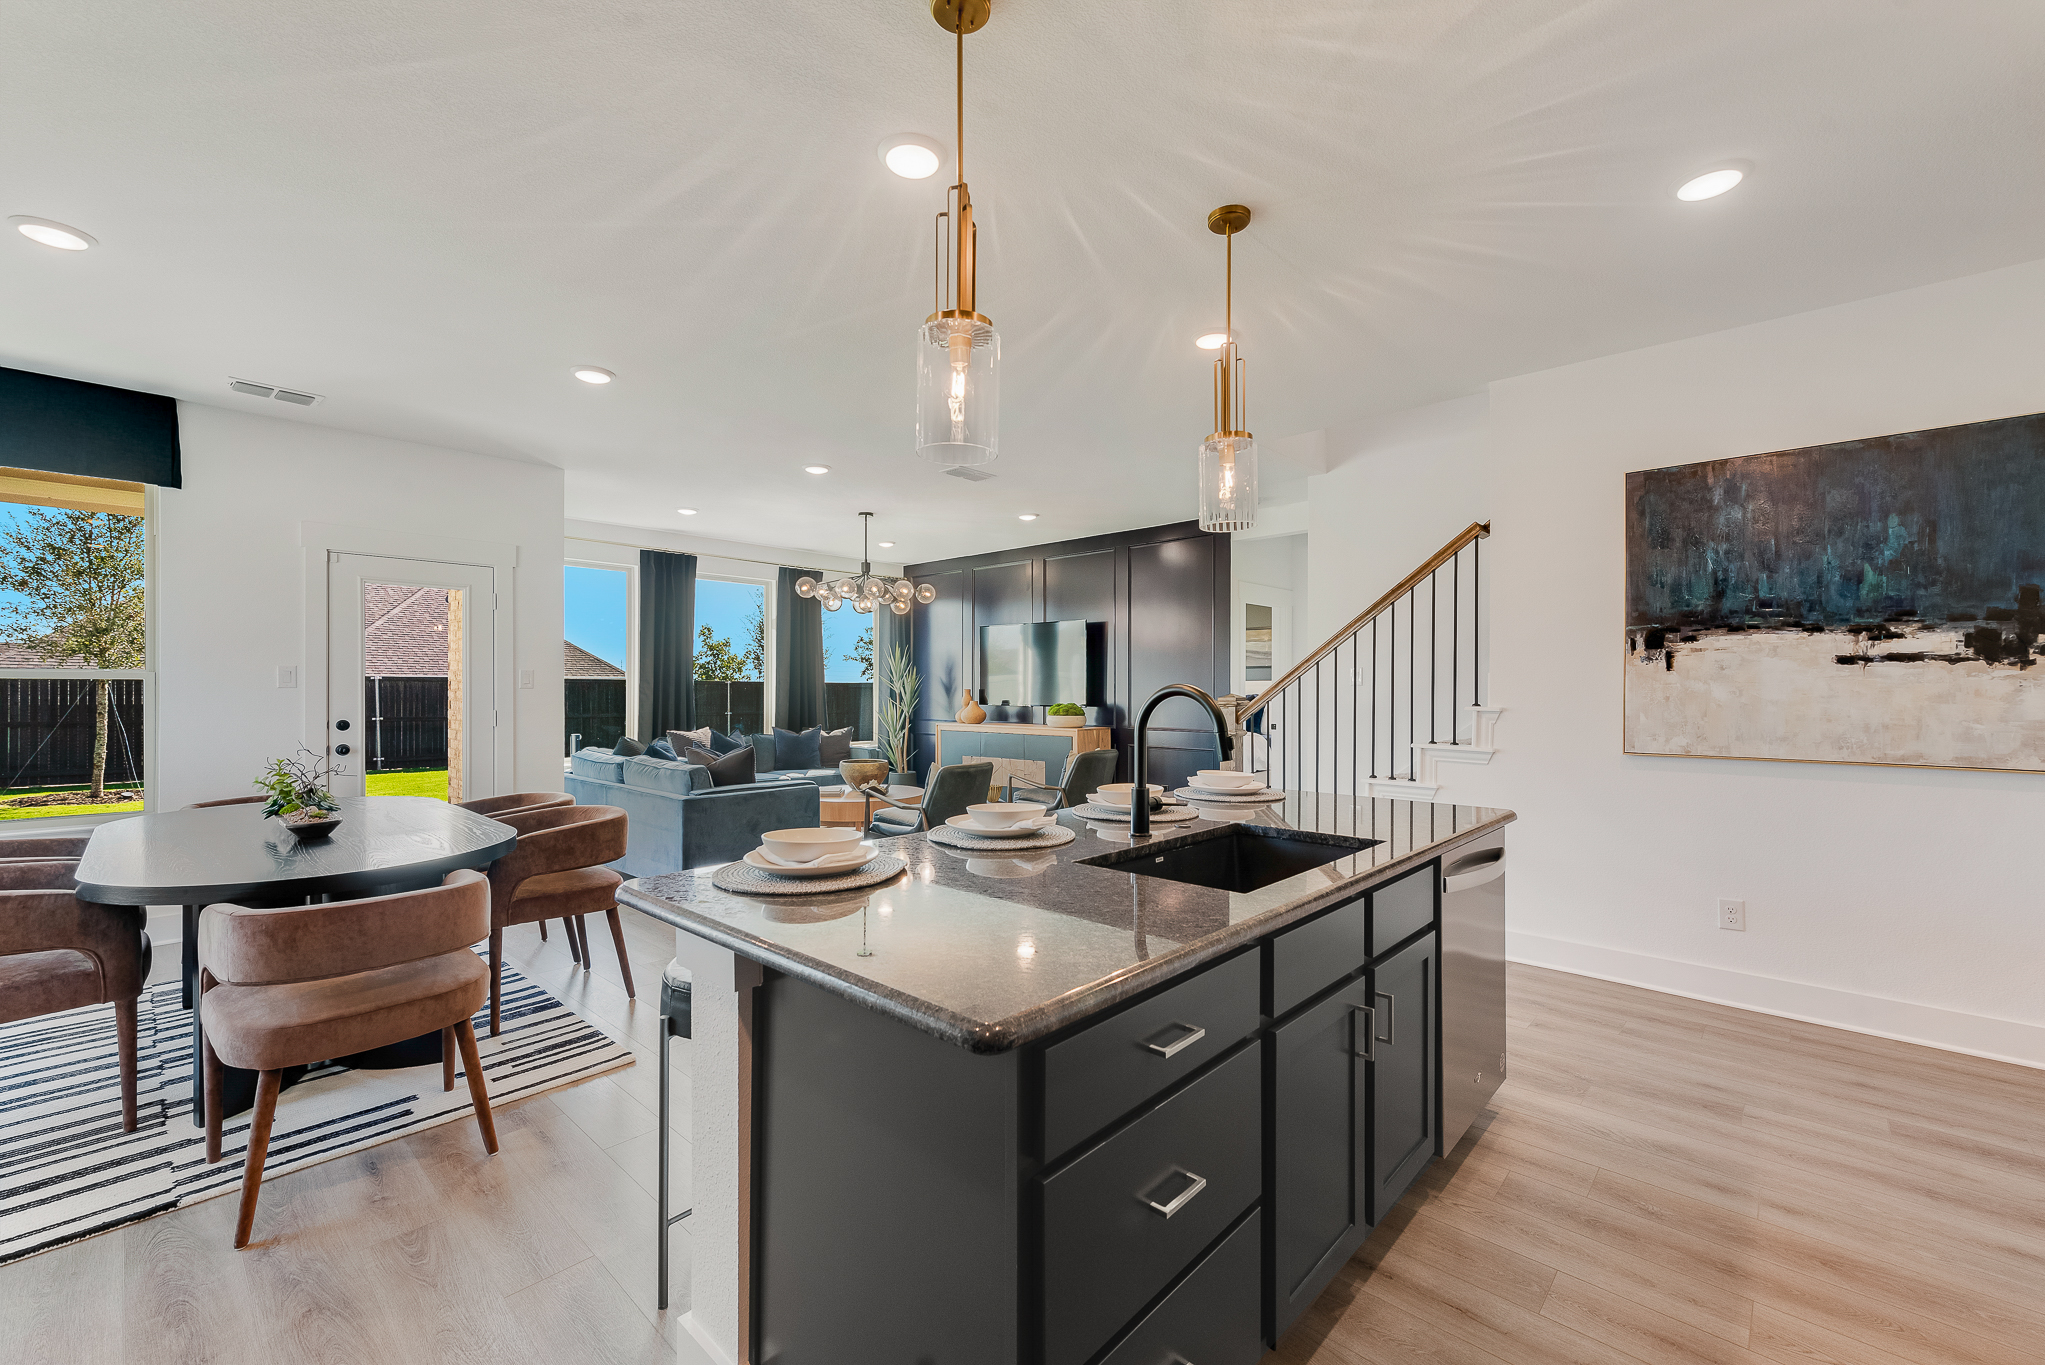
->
[564,566,870,682]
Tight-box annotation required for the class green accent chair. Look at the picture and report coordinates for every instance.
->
[863,762,995,838]
[1003,748,1120,812]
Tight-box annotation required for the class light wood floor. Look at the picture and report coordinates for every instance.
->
[8,935,2042,1365]
[1271,965,2045,1365]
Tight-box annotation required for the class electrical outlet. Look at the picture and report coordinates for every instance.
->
[1719,898,1746,931]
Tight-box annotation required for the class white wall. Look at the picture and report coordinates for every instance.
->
[155,404,565,808]
[1309,261,2045,1066]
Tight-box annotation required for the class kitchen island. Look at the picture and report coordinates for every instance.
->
[621,794,1512,1365]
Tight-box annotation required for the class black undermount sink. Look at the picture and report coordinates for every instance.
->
[1077,825,1382,894]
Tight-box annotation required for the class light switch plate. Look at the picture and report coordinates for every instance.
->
[276,665,298,688]
[519,669,535,689]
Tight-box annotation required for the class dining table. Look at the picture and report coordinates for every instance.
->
[75,795,518,1125]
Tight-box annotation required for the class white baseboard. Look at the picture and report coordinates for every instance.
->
[676,1312,737,1365]
[1508,931,2045,1071]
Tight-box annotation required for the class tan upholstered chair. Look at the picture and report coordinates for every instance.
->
[0,836,91,860]
[486,805,631,1032]
[186,796,267,809]
[0,859,150,1131]
[198,869,498,1248]
[458,791,573,819]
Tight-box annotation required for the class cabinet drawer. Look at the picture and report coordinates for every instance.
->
[1098,1209,1264,1365]
[1041,1044,1261,1365]
[1369,864,1436,957]
[1043,949,1259,1159]
[1269,895,1365,1018]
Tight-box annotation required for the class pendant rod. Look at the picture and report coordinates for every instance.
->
[955,17,964,188]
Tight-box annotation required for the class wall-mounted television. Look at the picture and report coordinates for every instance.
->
[979,620,1093,708]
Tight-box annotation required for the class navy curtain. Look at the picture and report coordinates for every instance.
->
[774,567,824,731]
[637,550,696,740]
[0,365,181,486]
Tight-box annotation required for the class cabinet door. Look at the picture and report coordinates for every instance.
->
[1268,976,1372,1343]
[1367,931,1436,1224]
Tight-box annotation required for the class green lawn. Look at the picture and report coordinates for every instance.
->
[0,782,145,821]
[365,768,450,800]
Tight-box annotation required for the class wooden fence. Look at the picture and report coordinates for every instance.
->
[364,676,447,769]
[561,678,875,755]
[0,677,146,789]
[567,678,628,752]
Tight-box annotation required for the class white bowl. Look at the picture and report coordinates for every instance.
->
[1046,713,1086,728]
[1094,783,1166,807]
[966,802,1044,829]
[760,826,865,864]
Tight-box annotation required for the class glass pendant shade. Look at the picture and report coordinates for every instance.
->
[1198,433,1259,533]
[890,598,911,615]
[916,317,999,465]
[915,582,937,604]
[795,576,817,598]
[822,594,842,611]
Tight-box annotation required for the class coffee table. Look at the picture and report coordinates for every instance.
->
[817,784,922,828]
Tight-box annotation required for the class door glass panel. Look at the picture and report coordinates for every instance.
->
[361,581,458,802]
[1245,603,1273,681]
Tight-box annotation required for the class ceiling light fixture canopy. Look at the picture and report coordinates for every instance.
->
[914,0,999,468]
[1198,204,1258,533]
[1676,166,1745,201]
[795,513,934,616]
[9,216,96,251]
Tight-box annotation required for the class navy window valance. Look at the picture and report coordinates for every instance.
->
[0,365,181,488]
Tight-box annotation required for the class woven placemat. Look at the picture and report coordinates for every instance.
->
[711,854,906,895]
[1174,786,1286,804]
[928,823,1078,852]
[1070,802,1200,824]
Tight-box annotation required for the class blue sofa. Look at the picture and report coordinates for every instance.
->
[566,749,823,878]
[741,733,884,782]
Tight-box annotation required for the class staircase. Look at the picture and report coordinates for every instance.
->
[1237,522,1496,801]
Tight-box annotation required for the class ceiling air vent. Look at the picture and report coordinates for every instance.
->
[228,378,324,407]
[943,465,995,482]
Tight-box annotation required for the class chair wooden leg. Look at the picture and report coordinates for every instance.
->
[115,995,139,1133]
[538,919,549,942]
[575,916,593,971]
[564,917,582,965]
[204,1033,225,1162]
[489,928,504,1036]
[233,1069,282,1249]
[604,908,637,998]
[453,1020,498,1155]
[442,1026,456,1091]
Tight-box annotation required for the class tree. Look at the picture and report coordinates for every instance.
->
[694,624,752,682]
[0,508,146,799]
[743,601,766,677]
[843,618,874,679]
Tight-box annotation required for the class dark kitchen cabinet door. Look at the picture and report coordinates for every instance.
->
[1267,975,1372,1343]
[1367,931,1436,1224]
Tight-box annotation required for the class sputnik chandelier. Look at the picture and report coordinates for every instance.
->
[1197,204,1259,532]
[914,0,999,467]
[796,513,935,616]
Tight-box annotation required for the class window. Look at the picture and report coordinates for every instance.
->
[564,564,630,752]
[822,607,874,739]
[0,468,150,823]
[694,578,766,736]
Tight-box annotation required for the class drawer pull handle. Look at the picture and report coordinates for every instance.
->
[1142,1022,1207,1059]
[1353,1005,1377,1061]
[1375,991,1395,1045]
[1140,1168,1208,1219]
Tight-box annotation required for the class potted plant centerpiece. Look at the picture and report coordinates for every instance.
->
[1046,702,1086,729]
[258,750,345,839]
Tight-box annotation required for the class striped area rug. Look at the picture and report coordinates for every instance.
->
[0,957,633,1265]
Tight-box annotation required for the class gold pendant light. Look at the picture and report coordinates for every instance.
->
[915,0,1000,466]
[1198,204,1258,532]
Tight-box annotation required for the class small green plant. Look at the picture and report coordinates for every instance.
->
[1047,702,1084,716]
[876,644,921,776]
[256,750,343,823]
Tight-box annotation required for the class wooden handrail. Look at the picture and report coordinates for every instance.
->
[1237,521,1489,723]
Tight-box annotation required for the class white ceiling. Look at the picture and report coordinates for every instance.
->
[4,1,2043,565]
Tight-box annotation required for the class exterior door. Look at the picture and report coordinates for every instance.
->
[326,553,497,801]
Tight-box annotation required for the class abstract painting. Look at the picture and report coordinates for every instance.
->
[1624,411,2045,771]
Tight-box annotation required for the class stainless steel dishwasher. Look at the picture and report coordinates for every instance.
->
[1439,832,1507,1154]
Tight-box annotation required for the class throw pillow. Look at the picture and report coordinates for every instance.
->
[668,727,712,753]
[612,736,646,757]
[773,725,823,770]
[685,744,756,788]
[818,726,855,765]
[708,729,744,754]
[645,737,680,761]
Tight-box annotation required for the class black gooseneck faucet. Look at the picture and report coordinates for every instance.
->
[1130,683,1235,837]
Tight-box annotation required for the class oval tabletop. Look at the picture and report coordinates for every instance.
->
[75,795,518,905]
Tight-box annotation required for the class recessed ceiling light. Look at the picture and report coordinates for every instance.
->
[1195,332,1230,350]
[9,216,96,251]
[1018,513,1038,521]
[805,465,831,474]
[878,134,943,179]
[877,541,895,549]
[573,367,615,384]
[676,507,698,515]
[1676,167,1745,201]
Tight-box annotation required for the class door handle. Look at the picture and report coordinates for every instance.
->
[1142,1022,1206,1059]
[334,743,351,756]
[1375,991,1395,1045]
[1352,1004,1377,1061]
[1139,1168,1208,1219]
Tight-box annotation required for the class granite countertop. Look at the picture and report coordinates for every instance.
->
[618,793,1513,1053]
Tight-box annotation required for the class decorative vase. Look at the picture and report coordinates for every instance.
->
[956,696,986,725]
[838,758,890,792]
[1046,713,1085,728]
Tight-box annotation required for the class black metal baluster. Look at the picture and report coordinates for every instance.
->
[1474,534,1481,707]
[1429,569,1438,744]
[1315,658,1322,801]
[1370,616,1378,780]
[1407,585,1415,780]
[1452,550,1459,743]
